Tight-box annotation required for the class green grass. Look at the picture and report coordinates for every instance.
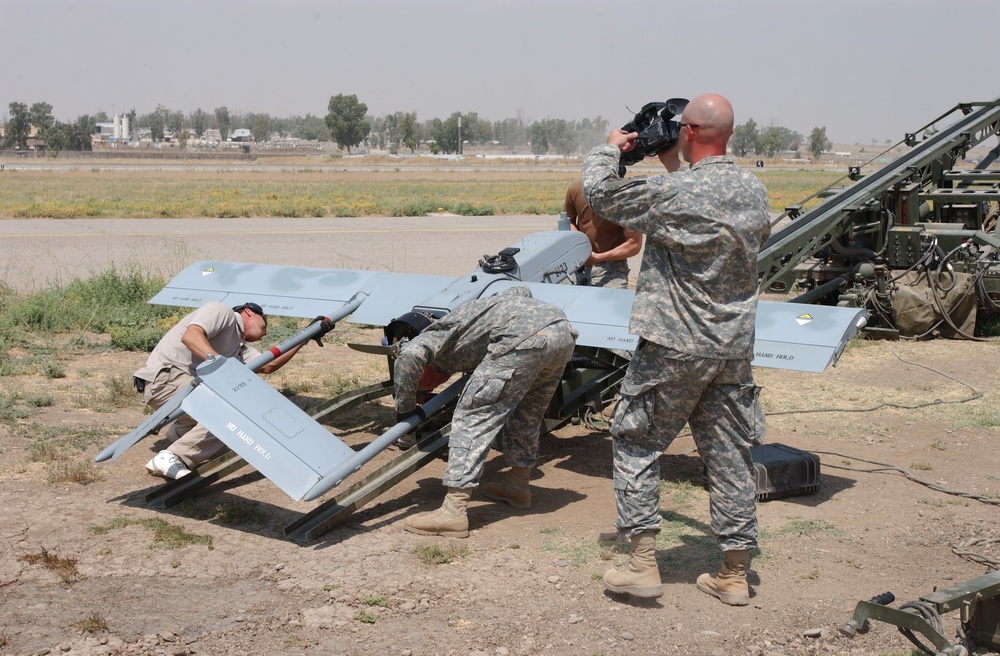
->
[88,516,214,550]
[0,167,839,218]
[414,541,468,565]
[0,266,175,350]
[175,499,270,526]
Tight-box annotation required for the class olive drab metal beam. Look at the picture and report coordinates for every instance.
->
[758,96,1000,297]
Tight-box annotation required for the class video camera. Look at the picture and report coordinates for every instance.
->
[618,98,689,175]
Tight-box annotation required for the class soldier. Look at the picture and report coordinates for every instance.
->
[583,93,771,605]
[393,286,577,538]
[134,301,334,478]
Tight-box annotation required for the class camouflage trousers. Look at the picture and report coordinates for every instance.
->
[572,260,630,289]
[609,340,764,551]
[443,321,577,490]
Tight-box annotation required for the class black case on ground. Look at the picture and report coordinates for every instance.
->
[750,443,822,501]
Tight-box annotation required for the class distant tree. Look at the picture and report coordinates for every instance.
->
[759,125,797,157]
[166,109,184,135]
[463,112,493,147]
[296,113,329,141]
[399,112,418,153]
[29,102,54,140]
[382,112,399,150]
[46,122,69,152]
[493,117,526,151]
[575,116,609,153]
[527,121,549,155]
[250,113,271,142]
[730,118,759,157]
[4,102,30,149]
[68,114,96,151]
[429,113,461,154]
[192,108,207,137]
[214,106,231,141]
[809,126,831,161]
[325,93,370,154]
[139,104,168,142]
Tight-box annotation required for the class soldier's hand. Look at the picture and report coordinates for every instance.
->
[309,316,336,347]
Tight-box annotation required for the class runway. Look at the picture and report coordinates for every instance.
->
[0,215,620,293]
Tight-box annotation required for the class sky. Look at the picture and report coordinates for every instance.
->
[3,0,999,146]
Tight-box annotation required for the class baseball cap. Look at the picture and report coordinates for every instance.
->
[233,302,267,327]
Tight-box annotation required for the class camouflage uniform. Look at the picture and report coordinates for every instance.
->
[582,145,771,551]
[394,287,577,490]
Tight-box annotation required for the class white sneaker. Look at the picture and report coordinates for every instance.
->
[145,451,192,479]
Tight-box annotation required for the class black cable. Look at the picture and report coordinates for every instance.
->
[897,600,945,655]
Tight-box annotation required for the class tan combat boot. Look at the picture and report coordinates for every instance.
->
[403,488,470,538]
[696,549,751,606]
[602,532,664,599]
[481,466,533,509]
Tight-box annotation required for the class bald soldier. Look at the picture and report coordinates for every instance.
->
[583,94,771,605]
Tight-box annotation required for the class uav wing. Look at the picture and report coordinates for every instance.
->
[484,281,868,373]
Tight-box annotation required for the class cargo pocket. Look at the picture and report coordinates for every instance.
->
[609,379,657,441]
[465,367,515,406]
[735,384,765,447]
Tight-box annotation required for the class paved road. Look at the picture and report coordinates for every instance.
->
[0,216,641,293]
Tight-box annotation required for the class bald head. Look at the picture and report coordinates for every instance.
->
[679,94,734,164]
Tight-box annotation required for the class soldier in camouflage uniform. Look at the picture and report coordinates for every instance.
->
[394,286,577,538]
[582,94,771,605]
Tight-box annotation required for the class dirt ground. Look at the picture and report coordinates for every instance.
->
[2,326,1000,656]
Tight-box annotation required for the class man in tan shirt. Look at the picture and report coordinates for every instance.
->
[133,301,333,478]
[563,179,642,288]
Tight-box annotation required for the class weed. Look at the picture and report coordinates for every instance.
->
[19,547,80,583]
[23,423,110,463]
[176,499,269,526]
[762,517,844,542]
[88,516,214,550]
[283,635,312,648]
[47,459,103,485]
[23,391,54,407]
[43,360,66,379]
[0,392,30,424]
[660,479,702,510]
[71,614,109,633]
[353,610,377,624]
[911,461,932,471]
[541,536,605,567]
[540,526,565,536]
[414,541,468,565]
[365,594,387,607]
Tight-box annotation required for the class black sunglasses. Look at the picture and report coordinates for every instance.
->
[234,303,267,327]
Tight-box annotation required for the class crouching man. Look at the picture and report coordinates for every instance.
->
[133,301,334,479]
[393,286,577,538]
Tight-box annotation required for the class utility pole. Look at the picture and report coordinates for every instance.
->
[457,115,462,155]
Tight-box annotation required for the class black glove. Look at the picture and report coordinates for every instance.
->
[396,406,426,424]
[309,316,336,347]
